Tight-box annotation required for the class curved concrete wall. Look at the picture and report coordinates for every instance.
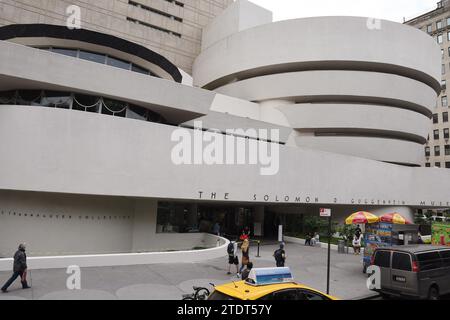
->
[0,235,229,271]
[193,17,441,91]
[0,40,214,124]
[280,103,431,143]
[291,134,424,166]
[215,70,436,117]
[193,16,440,165]
[1,105,449,208]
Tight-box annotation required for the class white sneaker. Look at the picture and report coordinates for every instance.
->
[236,273,241,278]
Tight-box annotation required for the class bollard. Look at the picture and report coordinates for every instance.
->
[256,241,261,257]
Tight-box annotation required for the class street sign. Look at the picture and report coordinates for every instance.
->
[320,208,331,217]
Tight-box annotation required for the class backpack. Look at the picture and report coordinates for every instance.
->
[227,242,234,255]
[274,249,284,262]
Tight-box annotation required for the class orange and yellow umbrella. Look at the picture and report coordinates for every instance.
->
[345,211,379,225]
[380,213,412,225]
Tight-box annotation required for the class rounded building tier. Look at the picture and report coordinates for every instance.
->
[193,16,441,166]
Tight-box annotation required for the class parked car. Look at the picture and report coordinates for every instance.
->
[371,245,450,300]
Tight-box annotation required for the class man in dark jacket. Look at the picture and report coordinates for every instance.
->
[273,243,286,267]
[1,244,31,293]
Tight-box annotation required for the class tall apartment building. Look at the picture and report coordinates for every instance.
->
[406,0,450,169]
[0,0,233,74]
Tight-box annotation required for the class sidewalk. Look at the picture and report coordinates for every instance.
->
[0,243,372,300]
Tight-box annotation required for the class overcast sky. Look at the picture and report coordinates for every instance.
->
[248,0,438,23]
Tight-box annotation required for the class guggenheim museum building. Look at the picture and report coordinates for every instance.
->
[0,0,449,257]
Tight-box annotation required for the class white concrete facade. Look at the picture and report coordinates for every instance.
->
[0,0,449,262]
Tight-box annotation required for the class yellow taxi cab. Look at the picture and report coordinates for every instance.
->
[208,267,339,301]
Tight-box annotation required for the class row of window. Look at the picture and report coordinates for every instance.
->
[435,30,450,44]
[424,17,450,34]
[127,17,182,38]
[165,0,184,7]
[129,0,183,22]
[433,112,449,123]
[425,144,450,157]
[426,162,450,168]
[431,128,450,140]
[39,47,159,78]
[0,90,168,124]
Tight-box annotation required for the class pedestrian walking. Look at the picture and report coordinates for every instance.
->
[352,232,363,255]
[213,222,221,236]
[239,239,250,276]
[305,233,312,246]
[241,262,253,281]
[1,244,31,293]
[273,242,287,267]
[227,239,239,276]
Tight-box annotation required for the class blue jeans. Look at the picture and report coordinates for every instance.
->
[1,271,24,291]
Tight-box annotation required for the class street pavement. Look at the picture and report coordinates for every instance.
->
[0,243,375,300]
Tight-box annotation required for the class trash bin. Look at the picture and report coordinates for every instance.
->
[338,240,345,254]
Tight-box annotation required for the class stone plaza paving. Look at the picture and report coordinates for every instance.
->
[0,243,374,300]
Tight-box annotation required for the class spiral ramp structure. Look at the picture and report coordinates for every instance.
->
[193,16,441,166]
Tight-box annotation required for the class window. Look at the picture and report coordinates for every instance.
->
[444,112,449,123]
[434,129,440,140]
[72,94,100,113]
[101,98,127,117]
[129,0,183,22]
[261,289,301,300]
[442,96,448,107]
[442,64,446,75]
[40,91,72,109]
[425,146,431,157]
[52,48,78,57]
[448,17,450,26]
[448,31,450,41]
[127,17,182,37]
[417,251,443,271]
[446,145,450,155]
[392,252,412,271]
[298,290,328,301]
[442,80,447,89]
[435,146,441,156]
[106,56,131,70]
[426,163,431,167]
[433,114,439,124]
[79,50,106,64]
[446,162,450,168]
[441,250,450,267]
[436,162,442,167]
[40,47,157,78]
[428,24,433,33]
[131,64,150,75]
[438,34,444,44]
[437,20,443,30]
[0,89,167,125]
[442,49,445,57]
[445,128,450,139]
[374,250,391,268]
